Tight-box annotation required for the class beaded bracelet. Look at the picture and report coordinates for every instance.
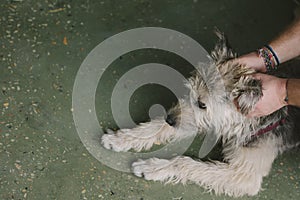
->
[257,45,280,72]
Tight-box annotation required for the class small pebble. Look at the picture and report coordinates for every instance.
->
[3,102,9,108]
[15,163,21,170]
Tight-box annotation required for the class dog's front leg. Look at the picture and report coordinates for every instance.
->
[132,136,280,197]
[102,100,197,152]
[101,118,178,152]
[132,156,262,197]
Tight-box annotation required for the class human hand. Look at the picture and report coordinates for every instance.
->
[236,52,267,72]
[246,73,288,117]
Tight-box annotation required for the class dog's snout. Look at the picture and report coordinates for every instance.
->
[165,114,176,126]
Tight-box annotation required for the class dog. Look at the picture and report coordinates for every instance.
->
[101,32,298,197]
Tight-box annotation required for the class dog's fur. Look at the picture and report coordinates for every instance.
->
[101,32,298,197]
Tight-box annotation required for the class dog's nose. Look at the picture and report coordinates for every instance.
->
[165,114,176,126]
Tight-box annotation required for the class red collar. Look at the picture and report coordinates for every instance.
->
[252,118,287,138]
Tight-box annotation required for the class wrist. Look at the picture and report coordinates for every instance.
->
[279,78,288,107]
[285,79,300,106]
[257,45,280,73]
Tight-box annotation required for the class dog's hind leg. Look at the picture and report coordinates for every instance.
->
[132,136,280,197]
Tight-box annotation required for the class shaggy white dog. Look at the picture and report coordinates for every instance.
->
[102,32,297,197]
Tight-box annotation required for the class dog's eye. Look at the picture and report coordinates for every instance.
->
[197,100,206,109]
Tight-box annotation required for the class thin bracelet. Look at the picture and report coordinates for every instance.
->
[284,79,289,104]
[264,45,280,66]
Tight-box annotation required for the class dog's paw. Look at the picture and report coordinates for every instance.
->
[132,158,172,181]
[101,130,131,152]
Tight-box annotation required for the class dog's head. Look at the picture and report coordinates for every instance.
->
[166,31,262,138]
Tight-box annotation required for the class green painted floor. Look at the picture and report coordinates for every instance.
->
[1,0,300,199]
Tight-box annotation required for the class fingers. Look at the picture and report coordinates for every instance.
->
[246,108,263,118]
[247,73,265,80]
[234,73,266,118]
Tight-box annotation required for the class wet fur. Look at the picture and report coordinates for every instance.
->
[101,32,298,197]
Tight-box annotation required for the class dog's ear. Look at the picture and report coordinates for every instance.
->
[211,29,236,65]
[231,76,263,115]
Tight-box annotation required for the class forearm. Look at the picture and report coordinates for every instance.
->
[269,19,300,64]
[238,19,300,72]
[286,79,300,107]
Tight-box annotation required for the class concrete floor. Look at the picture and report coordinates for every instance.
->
[1,0,300,199]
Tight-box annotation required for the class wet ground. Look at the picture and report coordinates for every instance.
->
[1,0,300,199]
